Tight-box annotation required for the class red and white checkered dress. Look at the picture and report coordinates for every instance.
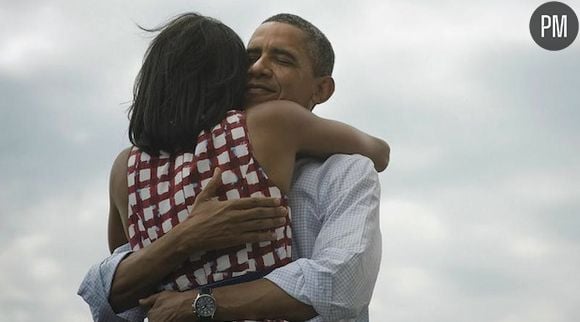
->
[126,110,292,293]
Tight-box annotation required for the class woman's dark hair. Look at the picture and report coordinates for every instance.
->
[128,13,248,155]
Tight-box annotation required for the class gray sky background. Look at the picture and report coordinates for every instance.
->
[1,1,579,321]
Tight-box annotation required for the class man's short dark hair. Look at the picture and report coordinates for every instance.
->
[263,13,334,77]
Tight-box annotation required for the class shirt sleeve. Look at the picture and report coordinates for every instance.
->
[265,156,382,321]
[77,244,147,322]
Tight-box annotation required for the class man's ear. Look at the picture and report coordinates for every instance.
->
[312,76,335,105]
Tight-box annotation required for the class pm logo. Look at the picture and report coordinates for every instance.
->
[530,2,578,50]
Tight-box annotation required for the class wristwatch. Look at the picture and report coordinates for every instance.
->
[192,287,216,321]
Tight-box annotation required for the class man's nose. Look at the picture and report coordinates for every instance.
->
[248,56,273,78]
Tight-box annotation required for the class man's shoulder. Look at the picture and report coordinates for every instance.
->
[325,154,374,168]
[294,154,378,189]
[298,154,374,174]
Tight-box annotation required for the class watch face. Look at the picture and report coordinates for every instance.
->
[195,294,216,317]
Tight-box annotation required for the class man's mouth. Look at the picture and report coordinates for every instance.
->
[246,83,275,94]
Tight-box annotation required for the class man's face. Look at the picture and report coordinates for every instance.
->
[245,22,319,110]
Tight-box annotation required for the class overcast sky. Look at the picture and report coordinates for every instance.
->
[1,1,579,321]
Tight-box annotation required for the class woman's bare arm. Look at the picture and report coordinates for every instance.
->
[250,100,390,172]
[108,148,131,253]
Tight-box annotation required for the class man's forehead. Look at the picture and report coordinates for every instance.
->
[248,22,307,50]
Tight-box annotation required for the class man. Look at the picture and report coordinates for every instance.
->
[79,13,384,321]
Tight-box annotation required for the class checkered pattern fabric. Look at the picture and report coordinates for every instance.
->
[126,110,292,293]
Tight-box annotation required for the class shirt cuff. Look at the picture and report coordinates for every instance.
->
[78,245,146,321]
[265,257,334,321]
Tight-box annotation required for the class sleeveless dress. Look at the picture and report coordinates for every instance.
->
[126,110,292,297]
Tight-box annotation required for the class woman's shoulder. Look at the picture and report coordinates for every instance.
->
[112,147,133,173]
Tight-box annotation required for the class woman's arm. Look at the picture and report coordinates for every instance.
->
[108,148,131,253]
[107,204,128,253]
[250,100,390,172]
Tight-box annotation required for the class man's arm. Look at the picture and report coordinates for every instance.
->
[108,167,287,312]
[80,237,315,322]
[78,244,146,322]
[79,171,287,321]
[213,279,318,321]
[140,279,317,322]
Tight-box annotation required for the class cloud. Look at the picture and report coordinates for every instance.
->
[373,190,580,321]
[0,176,109,322]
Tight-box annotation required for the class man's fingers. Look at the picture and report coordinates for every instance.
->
[231,197,281,210]
[197,168,222,201]
[139,292,161,309]
[238,217,287,232]
[233,206,287,222]
[223,231,279,249]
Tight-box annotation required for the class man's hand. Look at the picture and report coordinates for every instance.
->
[140,290,198,322]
